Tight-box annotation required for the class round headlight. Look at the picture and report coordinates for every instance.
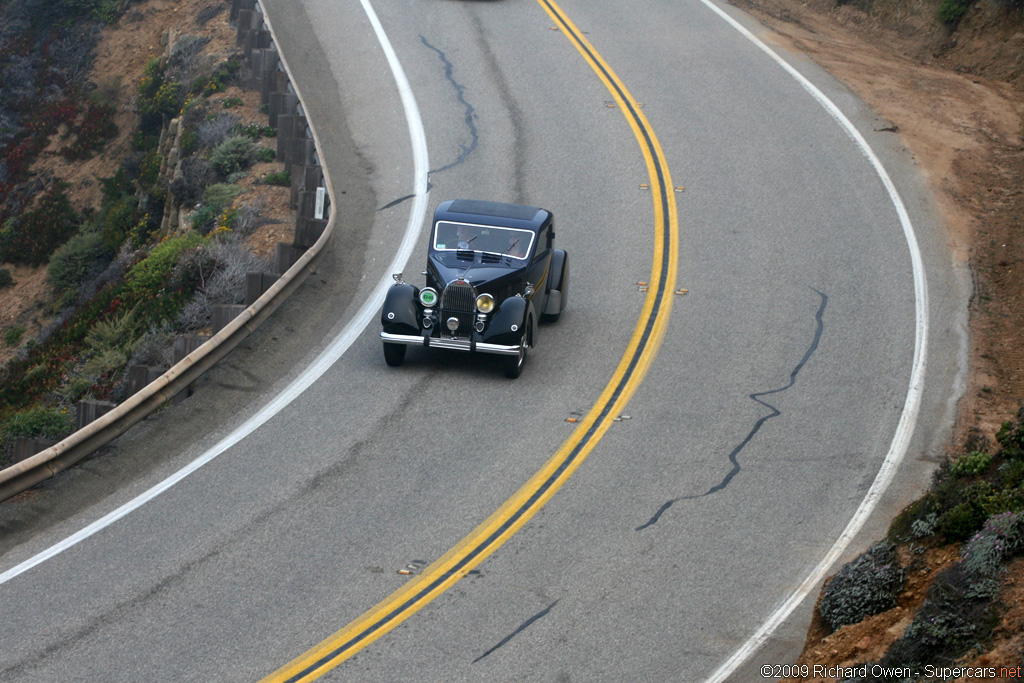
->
[475,293,495,313]
[418,287,438,307]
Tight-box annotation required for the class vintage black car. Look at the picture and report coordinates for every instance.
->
[380,199,569,378]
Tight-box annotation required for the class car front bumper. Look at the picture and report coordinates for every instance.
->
[380,331,521,356]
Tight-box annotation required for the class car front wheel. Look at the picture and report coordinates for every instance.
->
[503,324,529,379]
[383,342,406,367]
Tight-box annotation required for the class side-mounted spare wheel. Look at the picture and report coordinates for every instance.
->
[541,249,569,323]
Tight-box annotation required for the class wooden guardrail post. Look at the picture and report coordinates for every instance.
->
[212,305,247,334]
[127,365,167,398]
[246,272,280,305]
[76,400,117,430]
[12,437,57,464]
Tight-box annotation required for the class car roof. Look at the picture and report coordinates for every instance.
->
[433,200,552,232]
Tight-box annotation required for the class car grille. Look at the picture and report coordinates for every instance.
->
[440,280,476,336]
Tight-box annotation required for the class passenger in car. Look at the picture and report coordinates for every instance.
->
[505,237,527,258]
[456,224,476,249]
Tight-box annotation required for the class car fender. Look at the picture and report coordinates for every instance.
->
[482,296,533,347]
[381,283,420,336]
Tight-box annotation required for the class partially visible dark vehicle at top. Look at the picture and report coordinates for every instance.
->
[380,199,569,378]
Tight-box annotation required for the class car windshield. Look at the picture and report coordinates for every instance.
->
[433,221,534,260]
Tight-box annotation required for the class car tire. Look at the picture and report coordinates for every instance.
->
[541,249,568,323]
[383,342,406,367]
[503,322,529,379]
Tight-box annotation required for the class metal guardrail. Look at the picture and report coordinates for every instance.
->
[0,0,333,502]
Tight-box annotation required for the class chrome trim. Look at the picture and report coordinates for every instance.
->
[418,286,438,307]
[475,292,495,313]
[441,280,477,335]
[380,332,521,356]
[441,280,476,312]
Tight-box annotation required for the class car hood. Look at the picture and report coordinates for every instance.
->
[428,253,525,291]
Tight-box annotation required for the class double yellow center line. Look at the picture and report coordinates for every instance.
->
[262,2,677,680]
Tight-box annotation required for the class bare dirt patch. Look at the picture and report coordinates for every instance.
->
[0,266,52,366]
[33,0,238,214]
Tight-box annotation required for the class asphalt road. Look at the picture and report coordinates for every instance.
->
[0,1,969,681]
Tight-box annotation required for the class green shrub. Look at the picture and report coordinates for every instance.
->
[204,183,245,207]
[101,197,138,251]
[180,128,199,155]
[950,451,993,478]
[0,184,80,266]
[190,184,243,232]
[999,459,1024,489]
[190,206,222,232]
[236,122,277,139]
[938,0,974,23]
[210,135,255,177]
[980,487,1024,517]
[93,0,126,24]
[882,564,999,670]
[131,131,159,153]
[996,410,1024,460]
[60,307,142,400]
[222,96,243,109]
[202,56,241,96]
[0,269,13,288]
[101,164,135,203]
[137,57,182,132]
[890,452,1014,543]
[125,233,205,302]
[139,150,163,187]
[265,171,290,187]
[961,511,1024,577]
[255,148,276,163]
[910,512,939,540]
[170,158,213,207]
[818,542,906,632]
[4,326,25,347]
[124,232,205,324]
[937,500,988,541]
[889,497,930,542]
[2,406,75,442]
[48,231,110,292]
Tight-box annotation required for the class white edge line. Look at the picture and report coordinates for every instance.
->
[0,0,429,587]
[698,1,929,681]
